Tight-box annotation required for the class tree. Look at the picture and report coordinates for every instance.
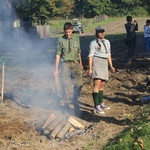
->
[109,0,148,16]
[14,0,51,25]
[11,0,150,21]
[47,0,74,18]
[74,0,110,18]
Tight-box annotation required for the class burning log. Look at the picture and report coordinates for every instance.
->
[50,118,67,139]
[37,114,87,140]
[42,113,56,130]
[68,116,84,129]
[69,126,75,133]
[56,122,71,139]
[47,116,63,131]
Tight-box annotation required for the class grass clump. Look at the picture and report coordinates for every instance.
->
[103,104,150,150]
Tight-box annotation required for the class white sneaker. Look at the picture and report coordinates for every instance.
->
[100,103,110,110]
[93,106,105,114]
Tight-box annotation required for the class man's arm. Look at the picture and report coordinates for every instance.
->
[78,53,83,72]
[54,54,60,77]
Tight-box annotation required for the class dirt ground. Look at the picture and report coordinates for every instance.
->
[0,18,150,150]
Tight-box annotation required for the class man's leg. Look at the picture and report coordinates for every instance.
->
[72,86,82,110]
[60,63,72,107]
[145,38,150,53]
[72,62,83,111]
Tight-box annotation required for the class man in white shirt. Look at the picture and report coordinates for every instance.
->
[144,19,150,53]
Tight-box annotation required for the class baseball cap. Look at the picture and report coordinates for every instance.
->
[95,26,105,33]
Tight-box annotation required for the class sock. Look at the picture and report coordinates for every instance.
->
[99,91,103,104]
[92,92,99,106]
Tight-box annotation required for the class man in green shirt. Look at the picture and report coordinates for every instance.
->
[54,22,83,114]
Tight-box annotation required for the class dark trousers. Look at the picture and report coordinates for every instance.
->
[127,37,136,59]
[145,37,150,53]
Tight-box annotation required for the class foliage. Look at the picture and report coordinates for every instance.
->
[47,0,74,18]
[73,0,110,18]
[11,0,150,25]
[108,0,149,17]
[14,0,51,25]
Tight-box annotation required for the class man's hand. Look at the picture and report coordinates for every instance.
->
[80,65,83,73]
[54,68,59,77]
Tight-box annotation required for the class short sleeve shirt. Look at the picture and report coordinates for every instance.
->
[56,34,81,61]
[88,38,111,58]
[125,22,138,38]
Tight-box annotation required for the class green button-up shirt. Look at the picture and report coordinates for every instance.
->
[56,34,81,61]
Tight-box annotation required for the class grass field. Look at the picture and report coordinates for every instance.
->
[48,17,125,37]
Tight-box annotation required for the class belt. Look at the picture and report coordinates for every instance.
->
[94,56,107,59]
[63,60,78,63]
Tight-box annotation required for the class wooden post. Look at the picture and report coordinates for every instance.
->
[1,64,4,103]
[0,57,7,103]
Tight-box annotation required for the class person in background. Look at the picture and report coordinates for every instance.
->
[125,16,138,63]
[88,26,115,115]
[54,22,83,114]
[144,19,150,54]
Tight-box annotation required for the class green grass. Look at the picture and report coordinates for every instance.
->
[48,17,125,37]
[79,104,150,150]
[102,104,150,150]
[82,17,124,33]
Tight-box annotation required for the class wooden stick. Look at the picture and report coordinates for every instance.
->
[50,118,67,139]
[56,122,71,139]
[68,116,84,129]
[69,126,75,133]
[47,116,63,131]
[1,64,4,103]
[42,113,56,130]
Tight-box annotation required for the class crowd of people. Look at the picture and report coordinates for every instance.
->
[54,17,149,116]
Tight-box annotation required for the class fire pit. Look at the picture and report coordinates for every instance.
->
[36,113,94,141]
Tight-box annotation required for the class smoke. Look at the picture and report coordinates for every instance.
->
[0,1,78,118]
[0,0,58,110]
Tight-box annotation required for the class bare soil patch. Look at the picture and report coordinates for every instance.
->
[0,18,150,150]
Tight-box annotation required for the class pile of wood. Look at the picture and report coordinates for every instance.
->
[37,113,85,140]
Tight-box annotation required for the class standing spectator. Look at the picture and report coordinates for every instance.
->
[144,19,150,54]
[88,26,115,114]
[54,22,83,114]
[125,16,138,63]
